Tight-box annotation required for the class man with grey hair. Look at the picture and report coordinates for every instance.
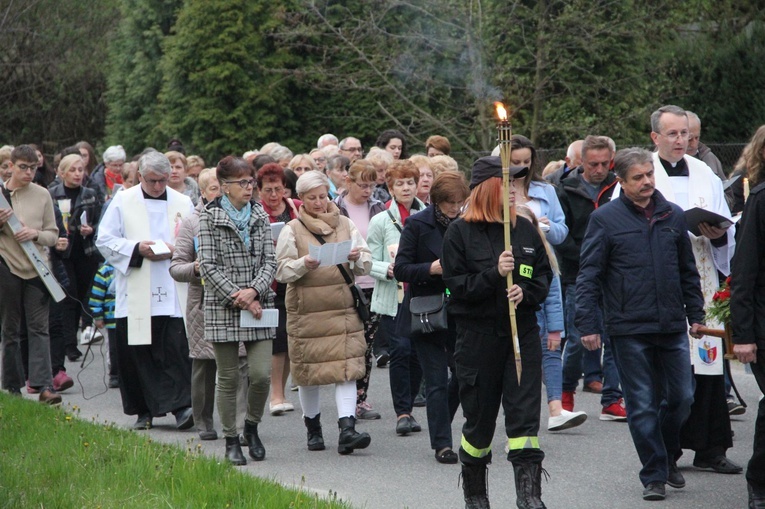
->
[317,133,339,149]
[577,147,704,501]
[546,139,583,186]
[96,150,195,431]
[686,111,725,180]
[339,137,363,162]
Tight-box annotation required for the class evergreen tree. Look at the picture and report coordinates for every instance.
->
[104,0,182,155]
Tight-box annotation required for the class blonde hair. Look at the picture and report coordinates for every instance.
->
[735,125,765,186]
[198,167,218,191]
[288,154,317,172]
[515,205,559,275]
[165,150,187,168]
[409,154,431,173]
[58,153,83,177]
[429,155,459,177]
[348,159,377,182]
[542,160,565,178]
[186,155,205,169]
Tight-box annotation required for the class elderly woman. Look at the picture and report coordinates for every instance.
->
[393,171,469,464]
[186,155,205,182]
[325,154,350,199]
[375,129,408,160]
[366,147,393,204]
[49,154,102,364]
[0,145,13,182]
[288,154,317,178]
[442,156,552,509]
[198,157,276,465]
[171,168,250,441]
[366,160,425,435]
[166,151,200,205]
[334,159,387,420]
[411,155,434,205]
[275,171,373,455]
[89,146,126,202]
[256,163,302,415]
[310,149,327,173]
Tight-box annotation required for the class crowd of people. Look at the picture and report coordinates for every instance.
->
[1,109,765,508]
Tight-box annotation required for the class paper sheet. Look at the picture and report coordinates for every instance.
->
[270,222,285,241]
[240,308,279,328]
[80,211,88,226]
[691,336,724,375]
[150,239,171,255]
[309,239,352,266]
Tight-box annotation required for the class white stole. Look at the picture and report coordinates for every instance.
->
[122,187,190,344]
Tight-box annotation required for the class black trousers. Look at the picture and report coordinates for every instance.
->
[748,348,765,490]
[115,317,192,417]
[678,372,733,461]
[455,325,544,466]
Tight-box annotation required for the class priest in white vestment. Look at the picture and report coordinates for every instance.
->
[96,150,195,430]
[648,105,742,476]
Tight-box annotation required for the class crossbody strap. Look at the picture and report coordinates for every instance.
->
[298,219,354,286]
[386,209,403,233]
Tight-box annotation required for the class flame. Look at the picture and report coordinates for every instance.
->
[494,101,508,121]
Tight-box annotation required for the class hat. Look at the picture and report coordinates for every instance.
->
[469,156,528,189]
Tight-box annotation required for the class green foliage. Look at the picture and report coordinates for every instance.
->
[0,0,118,154]
[104,0,183,155]
[157,0,302,161]
[0,394,354,509]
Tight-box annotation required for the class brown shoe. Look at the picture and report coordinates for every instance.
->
[39,387,62,405]
[583,381,603,394]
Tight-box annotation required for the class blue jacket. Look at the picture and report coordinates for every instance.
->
[527,181,568,246]
[575,191,704,337]
[537,273,564,335]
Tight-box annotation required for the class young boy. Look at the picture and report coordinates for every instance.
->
[88,261,118,387]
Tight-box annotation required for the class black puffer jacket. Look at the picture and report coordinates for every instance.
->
[555,168,618,286]
[575,191,704,337]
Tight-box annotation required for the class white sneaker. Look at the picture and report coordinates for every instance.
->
[80,326,102,345]
[548,410,588,431]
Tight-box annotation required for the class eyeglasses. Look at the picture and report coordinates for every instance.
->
[261,186,284,195]
[659,130,690,142]
[145,177,168,186]
[15,163,39,172]
[224,179,256,189]
[353,182,376,190]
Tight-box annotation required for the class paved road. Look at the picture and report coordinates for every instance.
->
[38,342,760,509]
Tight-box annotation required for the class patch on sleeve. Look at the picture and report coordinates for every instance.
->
[519,264,533,278]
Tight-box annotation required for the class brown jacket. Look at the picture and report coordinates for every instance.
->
[275,202,371,386]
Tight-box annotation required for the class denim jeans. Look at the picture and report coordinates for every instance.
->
[382,313,422,416]
[562,284,622,406]
[413,338,455,451]
[611,333,694,487]
[537,308,562,403]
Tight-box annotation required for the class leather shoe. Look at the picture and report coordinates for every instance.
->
[667,460,685,488]
[396,416,412,435]
[38,387,62,405]
[749,483,765,509]
[693,456,743,474]
[642,482,666,501]
[583,380,603,394]
[174,407,194,430]
[435,448,458,464]
[198,430,218,441]
[410,416,422,432]
[133,413,152,430]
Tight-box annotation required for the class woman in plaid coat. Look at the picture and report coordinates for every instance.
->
[198,156,276,466]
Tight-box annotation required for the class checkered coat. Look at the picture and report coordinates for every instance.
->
[198,198,276,343]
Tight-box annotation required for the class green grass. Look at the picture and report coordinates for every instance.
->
[0,393,354,509]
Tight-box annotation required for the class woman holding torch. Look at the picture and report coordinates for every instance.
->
[442,155,552,509]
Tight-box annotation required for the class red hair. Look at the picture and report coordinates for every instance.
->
[462,177,513,224]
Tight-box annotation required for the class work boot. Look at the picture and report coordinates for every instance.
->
[337,416,371,455]
[224,436,246,466]
[243,420,265,461]
[304,414,326,451]
[513,462,547,509]
[460,463,490,509]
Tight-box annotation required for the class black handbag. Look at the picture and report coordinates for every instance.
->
[410,293,448,335]
[300,220,371,322]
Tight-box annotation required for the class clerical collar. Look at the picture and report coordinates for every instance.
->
[659,156,689,177]
[142,189,168,201]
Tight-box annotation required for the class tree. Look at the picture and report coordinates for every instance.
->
[0,0,118,154]
[104,0,182,156]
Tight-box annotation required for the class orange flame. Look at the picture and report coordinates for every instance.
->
[494,101,508,121]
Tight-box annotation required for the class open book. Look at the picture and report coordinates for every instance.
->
[684,207,733,237]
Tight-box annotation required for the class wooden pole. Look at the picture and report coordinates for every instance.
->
[495,103,522,384]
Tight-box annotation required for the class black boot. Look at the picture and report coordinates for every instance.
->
[750,483,765,509]
[337,416,371,455]
[304,413,325,451]
[243,420,265,461]
[513,462,547,509]
[461,463,490,509]
[225,436,246,466]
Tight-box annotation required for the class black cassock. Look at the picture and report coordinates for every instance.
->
[114,316,192,416]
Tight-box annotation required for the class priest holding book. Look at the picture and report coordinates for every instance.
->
[96,150,195,431]
[647,105,741,478]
